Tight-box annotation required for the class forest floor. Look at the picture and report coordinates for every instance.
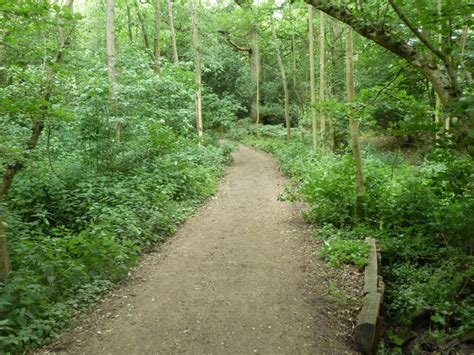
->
[38,144,362,355]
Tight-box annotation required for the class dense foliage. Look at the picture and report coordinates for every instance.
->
[0,0,240,352]
[240,129,473,351]
[1,0,472,353]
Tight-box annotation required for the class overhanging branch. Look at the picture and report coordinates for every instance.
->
[387,0,447,64]
[218,30,252,53]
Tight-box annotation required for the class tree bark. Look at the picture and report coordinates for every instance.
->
[154,0,161,75]
[346,26,365,220]
[166,0,179,63]
[255,31,260,136]
[249,27,259,123]
[319,10,326,149]
[0,31,8,87]
[134,0,152,54]
[0,215,10,282]
[58,0,74,49]
[308,5,318,151]
[219,27,258,123]
[232,1,259,123]
[106,0,120,142]
[271,19,291,141]
[0,0,75,281]
[125,0,133,42]
[191,0,203,141]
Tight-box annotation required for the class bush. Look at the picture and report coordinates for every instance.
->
[0,138,234,353]
[319,238,368,268]
[243,132,473,344]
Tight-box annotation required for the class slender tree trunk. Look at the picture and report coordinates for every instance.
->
[134,0,151,53]
[166,0,179,63]
[58,0,74,48]
[0,0,75,281]
[319,10,326,149]
[255,31,260,136]
[125,0,133,42]
[434,0,447,133]
[328,21,342,150]
[346,27,365,220]
[154,0,161,74]
[191,0,203,141]
[308,5,317,150]
[249,27,259,122]
[106,0,119,142]
[459,24,472,83]
[271,19,291,141]
[291,31,304,138]
[0,212,9,281]
[0,31,9,86]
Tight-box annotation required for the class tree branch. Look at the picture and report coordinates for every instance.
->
[305,1,422,66]
[304,0,462,108]
[218,30,252,53]
[387,0,447,64]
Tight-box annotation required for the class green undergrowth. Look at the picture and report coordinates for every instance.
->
[241,129,473,347]
[0,135,235,353]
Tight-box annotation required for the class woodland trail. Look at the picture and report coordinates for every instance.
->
[45,145,356,355]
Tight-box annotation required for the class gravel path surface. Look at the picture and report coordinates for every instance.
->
[43,145,357,355]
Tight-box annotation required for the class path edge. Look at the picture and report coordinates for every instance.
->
[355,237,384,355]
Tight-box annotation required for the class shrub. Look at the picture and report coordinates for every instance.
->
[319,238,368,268]
[243,132,473,343]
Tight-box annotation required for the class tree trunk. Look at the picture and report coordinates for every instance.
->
[255,31,260,136]
[319,10,326,149]
[248,27,259,123]
[191,0,203,141]
[0,31,8,86]
[346,27,365,220]
[154,0,161,75]
[271,20,291,141]
[291,30,304,136]
[0,0,75,281]
[58,0,74,49]
[134,0,152,54]
[434,0,447,133]
[0,217,10,282]
[125,0,133,42]
[166,0,179,63]
[308,5,317,150]
[329,21,343,150]
[106,0,120,142]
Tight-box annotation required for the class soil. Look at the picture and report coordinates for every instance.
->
[39,144,363,355]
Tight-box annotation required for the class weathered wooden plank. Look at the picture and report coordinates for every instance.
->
[363,238,378,295]
[356,292,381,354]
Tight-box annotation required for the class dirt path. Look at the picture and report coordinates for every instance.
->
[45,145,358,355]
